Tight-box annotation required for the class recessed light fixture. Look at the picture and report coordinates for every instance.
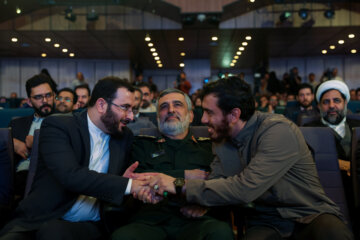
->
[54,43,60,48]
[245,36,252,40]
[230,63,235,67]
[211,36,218,41]
[338,40,344,44]
[154,56,160,60]
[329,45,335,50]
[178,37,184,41]
[232,59,237,63]
[158,64,163,68]
[45,38,51,42]
[41,53,47,57]
[16,7,21,14]
[179,63,185,67]
[180,52,186,56]
[69,53,75,57]
[148,42,153,47]
[236,51,242,55]
[234,55,239,59]
[150,48,156,52]
[62,48,68,53]
[348,34,355,39]
[152,52,158,56]
[322,50,327,54]
[239,47,245,51]
[249,0,255,2]
[145,35,151,41]
[11,37,18,42]
[351,49,357,54]
[156,60,161,64]
[242,42,248,46]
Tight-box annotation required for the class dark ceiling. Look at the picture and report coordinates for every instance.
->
[0,0,359,70]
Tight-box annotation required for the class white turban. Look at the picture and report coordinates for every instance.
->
[316,80,350,103]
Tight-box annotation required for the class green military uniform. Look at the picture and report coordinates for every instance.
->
[111,131,234,240]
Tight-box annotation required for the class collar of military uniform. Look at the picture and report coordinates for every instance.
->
[231,112,258,148]
[157,130,204,145]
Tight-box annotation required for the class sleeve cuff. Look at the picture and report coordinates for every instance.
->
[125,178,132,195]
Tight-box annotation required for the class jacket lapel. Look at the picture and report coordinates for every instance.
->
[108,138,122,174]
[76,111,91,166]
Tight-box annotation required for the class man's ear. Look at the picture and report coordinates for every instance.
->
[96,98,108,114]
[189,110,194,123]
[27,98,33,107]
[228,108,241,123]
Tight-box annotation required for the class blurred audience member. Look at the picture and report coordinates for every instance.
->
[73,84,91,110]
[257,95,269,112]
[41,68,58,92]
[133,73,143,86]
[138,83,156,113]
[178,72,192,95]
[356,88,360,101]
[267,71,281,94]
[268,95,279,113]
[308,72,319,91]
[259,72,270,96]
[350,89,356,101]
[71,72,88,89]
[55,88,77,114]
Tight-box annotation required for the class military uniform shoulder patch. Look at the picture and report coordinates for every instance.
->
[196,137,211,141]
[136,135,157,139]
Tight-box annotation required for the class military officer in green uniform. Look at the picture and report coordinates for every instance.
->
[111,88,234,240]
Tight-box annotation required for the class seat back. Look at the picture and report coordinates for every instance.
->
[139,126,209,138]
[24,129,40,198]
[299,127,350,221]
[0,128,14,205]
[351,127,360,209]
[347,101,360,114]
[0,108,34,128]
[297,114,320,126]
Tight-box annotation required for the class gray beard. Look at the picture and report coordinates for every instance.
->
[320,105,347,125]
[158,113,190,137]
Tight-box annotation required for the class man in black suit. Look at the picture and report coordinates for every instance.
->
[9,74,56,198]
[0,77,156,240]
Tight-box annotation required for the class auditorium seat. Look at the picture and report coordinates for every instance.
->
[0,108,34,128]
[351,127,360,210]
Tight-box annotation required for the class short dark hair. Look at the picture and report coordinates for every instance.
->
[88,77,134,107]
[201,77,255,121]
[298,83,313,95]
[137,82,151,92]
[74,84,91,97]
[25,73,56,97]
[134,87,143,100]
[356,88,360,95]
[57,87,77,104]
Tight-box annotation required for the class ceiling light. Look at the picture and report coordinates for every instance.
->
[211,36,218,41]
[69,53,75,57]
[298,8,309,20]
[154,56,160,60]
[239,47,245,51]
[158,64,163,68]
[232,59,237,63]
[148,42,153,47]
[322,50,327,54]
[249,0,255,2]
[178,37,184,41]
[242,42,248,46]
[324,9,335,19]
[150,48,156,52]
[11,37,18,42]
[230,63,235,67]
[348,34,355,39]
[236,51,242,55]
[338,40,344,44]
[87,9,98,21]
[179,63,185,67]
[234,55,239,59]
[145,35,151,42]
[16,7,21,14]
[54,43,60,48]
[45,38,51,42]
[329,45,335,50]
[245,36,252,40]
[351,49,357,54]
[62,48,68,53]
[41,53,47,57]
[156,60,161,64]
[152,52,158,56]
[279,11,291,22]
[180,52,186,56]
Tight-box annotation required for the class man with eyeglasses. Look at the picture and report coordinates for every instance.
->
[0,77,159,240]
[55,88,77,114]
[8,73,56,199]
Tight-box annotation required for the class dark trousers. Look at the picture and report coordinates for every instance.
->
[0,219,103,240]
[241,214,354,240]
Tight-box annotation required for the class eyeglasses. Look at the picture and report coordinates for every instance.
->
[110,102,133,114]
[31,92,53,101]
[56,96,72,103]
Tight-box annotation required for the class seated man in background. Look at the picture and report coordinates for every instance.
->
[284,83,319,124]
[111,88,234,240]
[0,77,155,240]
[127,87,156,135]
[148,77,353,240]
[73,84,91,110]
[9,74,56,199]
[138,82,156,113]
[55,88,77,114]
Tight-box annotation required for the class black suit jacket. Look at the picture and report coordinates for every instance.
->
[8,115,34,166]
[1,110,133,232]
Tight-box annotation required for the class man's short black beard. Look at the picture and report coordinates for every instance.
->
[34,104,54,117]
[209,117,231,143]
[100,106,124,138]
